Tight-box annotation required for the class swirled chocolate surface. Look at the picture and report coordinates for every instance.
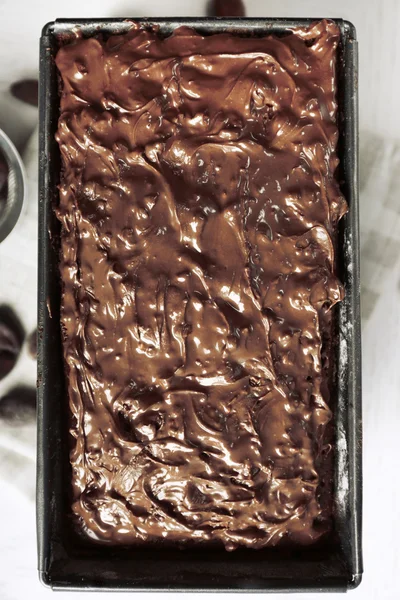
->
[55,19,347,550]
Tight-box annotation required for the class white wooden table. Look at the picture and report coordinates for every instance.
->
[0,1,399,599]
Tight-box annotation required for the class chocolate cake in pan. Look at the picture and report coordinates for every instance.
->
[37,16,361,591]
[55,19,345,549]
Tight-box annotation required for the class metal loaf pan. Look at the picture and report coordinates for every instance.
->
[37,17,362,592]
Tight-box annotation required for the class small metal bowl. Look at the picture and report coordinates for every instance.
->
[0,128,26,243]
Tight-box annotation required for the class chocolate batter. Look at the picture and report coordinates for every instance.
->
[55,20,347,550]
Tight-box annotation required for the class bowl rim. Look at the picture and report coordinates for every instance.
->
[0,127,26,243]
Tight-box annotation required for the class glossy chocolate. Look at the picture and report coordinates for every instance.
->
[55,20,347,550]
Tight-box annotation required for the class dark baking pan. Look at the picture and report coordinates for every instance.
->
[37,17,362,592]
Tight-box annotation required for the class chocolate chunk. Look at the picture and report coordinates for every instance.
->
[10,79,39,107]
[0,306,24,381]
[27,328,37,360]
[208,0,245,16]
[0,386,36,425]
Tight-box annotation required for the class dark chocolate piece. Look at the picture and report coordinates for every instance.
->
[55,20,346,549]
[208,0,245,17]
[0,306,23,381]
[27,328,37,360]
[10,79,39,107]
[0,386,36,425]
